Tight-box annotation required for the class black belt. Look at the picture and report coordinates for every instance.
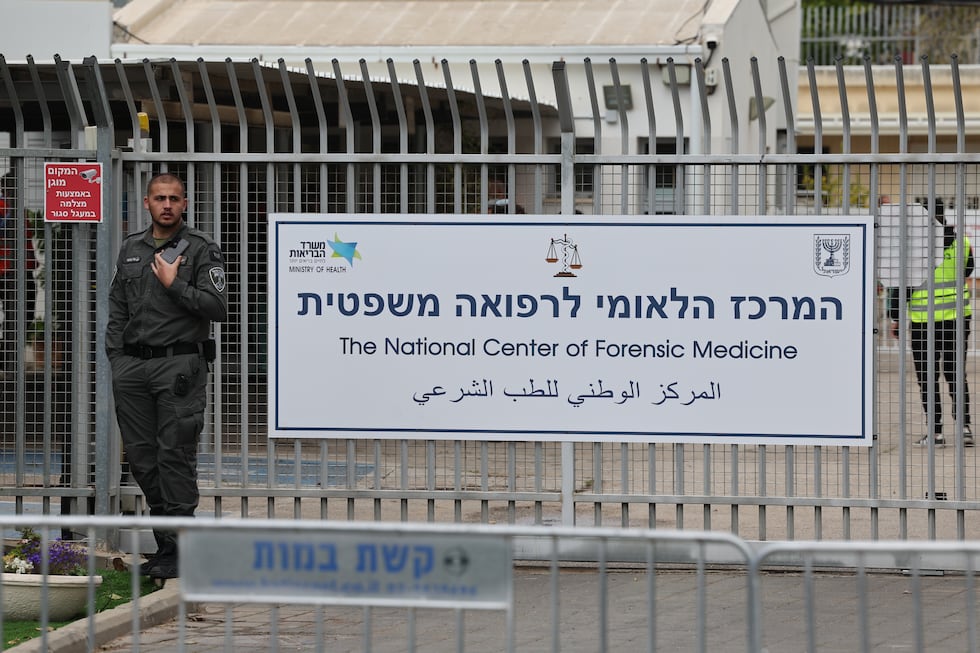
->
[123,342,202,359]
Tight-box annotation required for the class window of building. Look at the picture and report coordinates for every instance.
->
[639,138,685,214]
[547,138,595,197]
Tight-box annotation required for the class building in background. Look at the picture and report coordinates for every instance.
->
[3,0,801,215]
[107,0,799,215]
[0,0,112,60]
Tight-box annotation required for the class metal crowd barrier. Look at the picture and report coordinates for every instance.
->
[4,515,980,652]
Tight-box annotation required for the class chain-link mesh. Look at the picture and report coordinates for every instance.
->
[2,56,980,546]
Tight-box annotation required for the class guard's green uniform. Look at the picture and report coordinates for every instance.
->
[106,222,227,563]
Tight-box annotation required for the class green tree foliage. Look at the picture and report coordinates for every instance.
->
[917,6,980,62]
[802,0,980,64]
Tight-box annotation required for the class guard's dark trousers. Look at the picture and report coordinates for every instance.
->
[112,352,208,562]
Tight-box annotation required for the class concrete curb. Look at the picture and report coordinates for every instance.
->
[6,580,185,653]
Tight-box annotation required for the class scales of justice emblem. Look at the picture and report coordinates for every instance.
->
[814,234,850,277]
[546,234,583,277]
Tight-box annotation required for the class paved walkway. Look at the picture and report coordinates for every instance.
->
[14,563,975,652]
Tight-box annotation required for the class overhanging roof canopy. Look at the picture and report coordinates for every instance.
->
[114,0,726,50]
[0,58,556,139]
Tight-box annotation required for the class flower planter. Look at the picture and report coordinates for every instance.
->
[1,572,102,621]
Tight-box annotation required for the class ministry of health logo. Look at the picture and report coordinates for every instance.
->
[814,234,850,277]
[328,233,362,266]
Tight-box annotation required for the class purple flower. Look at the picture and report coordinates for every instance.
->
[3,528,88,576]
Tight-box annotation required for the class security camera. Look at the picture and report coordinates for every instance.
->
[703,34,720,50]
[80,168,99,181]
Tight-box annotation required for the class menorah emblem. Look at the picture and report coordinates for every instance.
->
[814,234,850,277]
[822,237,844,267]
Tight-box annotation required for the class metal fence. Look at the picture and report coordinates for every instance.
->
[2,53,980,550]
[5,515,980,652]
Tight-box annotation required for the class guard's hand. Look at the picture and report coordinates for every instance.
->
[890,320,899,339]
[151,251,181,289]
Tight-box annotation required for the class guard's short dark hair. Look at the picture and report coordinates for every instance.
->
[146,173,186,197]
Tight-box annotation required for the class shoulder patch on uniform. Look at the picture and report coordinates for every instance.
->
[209,247,223,263]
[209,267,226,293]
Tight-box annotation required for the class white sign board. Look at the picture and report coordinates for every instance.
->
[269,215,874,446]
[877,203,942,287]
[946,208,980,278]
[180,529,512,608]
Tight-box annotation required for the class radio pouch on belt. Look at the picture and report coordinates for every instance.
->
[203,338,217,362]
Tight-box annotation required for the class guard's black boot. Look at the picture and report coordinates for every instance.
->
[146,531,178,579]
[136,552,160,576]
[141,530,177,576]
[148,557,179,579]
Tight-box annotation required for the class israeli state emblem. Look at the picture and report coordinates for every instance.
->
[814,234,850,277]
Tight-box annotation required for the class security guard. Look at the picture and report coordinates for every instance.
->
[105,173,227,579]
[890,213,974,448]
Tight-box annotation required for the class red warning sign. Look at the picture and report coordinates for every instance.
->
[44,162,103,223]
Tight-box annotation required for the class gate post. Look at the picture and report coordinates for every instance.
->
[552,61,577,526]
[82,58,115,518]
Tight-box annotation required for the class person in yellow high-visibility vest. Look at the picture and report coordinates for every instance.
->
[890,213,974,447]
